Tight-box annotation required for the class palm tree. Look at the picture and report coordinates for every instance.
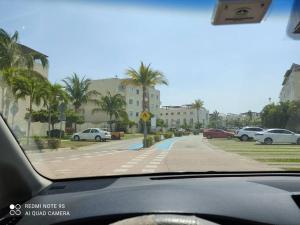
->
[0,29,23,119]
[12,71,48,144]
[62,73,98,131]
[125,62,168,147]
[210,110,220,128]
[45,83,69,137]
[192,99,204,129]
[92,91,127,131]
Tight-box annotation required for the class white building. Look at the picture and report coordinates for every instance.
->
[79,77,161,130]
[158,105,209,129]
[280,63,300,102]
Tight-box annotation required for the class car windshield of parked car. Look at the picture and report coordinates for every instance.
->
[1,0,300,179]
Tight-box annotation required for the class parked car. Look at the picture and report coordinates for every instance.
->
[254,128,300,145]
[72,128,111,141]
[235,127,264,141]
[203,129,234,139]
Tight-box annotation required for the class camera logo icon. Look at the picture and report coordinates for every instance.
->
[9,204,21,216]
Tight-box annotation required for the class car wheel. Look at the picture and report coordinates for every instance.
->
[207,135,212,139]
[264,137,273,145]
[74,135,80,141]
[297,138,300,145]
[240,135,249,141]
[95,136,102,142]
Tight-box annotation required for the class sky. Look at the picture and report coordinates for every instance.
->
[0,0,298,114]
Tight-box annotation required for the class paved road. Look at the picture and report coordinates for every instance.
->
[26,135,280,179]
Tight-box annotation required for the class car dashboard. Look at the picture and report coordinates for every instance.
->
[5,174,300,225]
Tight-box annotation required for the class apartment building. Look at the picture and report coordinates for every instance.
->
[80,78,161,130]
[0,44,49,136]
[280,63,300,102]
[158,105,209,129]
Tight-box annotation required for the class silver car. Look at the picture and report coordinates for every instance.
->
[254,129,300,145]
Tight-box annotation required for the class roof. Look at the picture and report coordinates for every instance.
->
[18,44,48,57]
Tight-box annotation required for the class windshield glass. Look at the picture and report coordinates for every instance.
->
[1,0,300,179]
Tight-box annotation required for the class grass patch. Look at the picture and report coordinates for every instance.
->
[60,140,97,149]
[123,133,143,140]
[208,138,300,171]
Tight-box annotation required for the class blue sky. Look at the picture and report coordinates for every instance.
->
[0,0,298,114]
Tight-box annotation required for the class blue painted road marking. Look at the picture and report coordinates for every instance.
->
[128,142,143,151]
[155,137,181,151]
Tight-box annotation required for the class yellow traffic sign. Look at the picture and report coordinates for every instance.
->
[140,111,151,122]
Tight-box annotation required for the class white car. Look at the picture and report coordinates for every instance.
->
[254,129,300,145]
[235,127,264,141]
[72,128,111,142]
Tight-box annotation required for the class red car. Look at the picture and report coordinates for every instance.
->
[203,129,234,139]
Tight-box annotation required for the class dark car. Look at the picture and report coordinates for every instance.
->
[203,129,234,139]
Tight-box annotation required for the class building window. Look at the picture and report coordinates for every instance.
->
[190,118,193,124]
[137,100,139,106]
[171,112,174,115]
[166,113,168,115]
[160,113,163,116]
[151,94,154,98]
[190,112,193,115]
[177,112,180,115]
[156,105,158,108]
[129,99,133,104]
[183,112,187,115]
[156,95,159,100]
[136,112,139,117]
[136,89,139,94]
[165,119,168,126]
[130,111,133,117]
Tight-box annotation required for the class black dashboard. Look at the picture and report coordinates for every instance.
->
[13,174,300,225]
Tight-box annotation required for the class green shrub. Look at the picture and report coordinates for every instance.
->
[144,136,154,147]
[193,130,200,135]
[163,132,173,139]
[183,131,191,136]
[33,136,44,149]
[154,135,161,142]
[47,139,61,149]
[174,131,183,137]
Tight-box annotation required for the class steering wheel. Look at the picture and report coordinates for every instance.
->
[111,214,220,225]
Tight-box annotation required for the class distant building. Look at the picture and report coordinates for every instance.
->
[280,63,300,102]
[79,78,161,130]
[158,105,209,129]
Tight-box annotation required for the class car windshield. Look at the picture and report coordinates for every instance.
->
[1,0,300,179]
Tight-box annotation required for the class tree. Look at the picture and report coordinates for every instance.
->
[62,73,98,131]
[125,62,168,147]
[0,29,23,120]
[44,83,68,137]
[192,99,204,128]
[209,110,221,128]
[92,91,127,131]
[12,71,48,144]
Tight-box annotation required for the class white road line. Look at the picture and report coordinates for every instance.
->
[145,165,157,168]
[149,161,160,165]
[127,161,138,164]
[83,156,92,158]
[55,157,65,159]
[142,169,155,173]
[114,168,128,173]
[121,164,134,168]
[69,158,80,161]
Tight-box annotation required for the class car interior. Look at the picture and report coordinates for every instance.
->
[2,0,300,225]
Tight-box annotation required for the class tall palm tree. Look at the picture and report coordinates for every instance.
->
[125,62,168,147]
[12,71,48,144]
[210,110,220,128]
[192,99,204,128]
[62,73,98,131]
[92,91,127,131]
[0,29,23,119]
[45,83,69,137]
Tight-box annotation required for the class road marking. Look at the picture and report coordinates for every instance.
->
[149,161,160,165]
[69,158,80,160]
[127,161,138,164]
[55,157,64,159]
[114,168,128,173]
[83,155,92,158]
[142,169,155,173]
[145,165,157,168]
[121,164,134,168]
